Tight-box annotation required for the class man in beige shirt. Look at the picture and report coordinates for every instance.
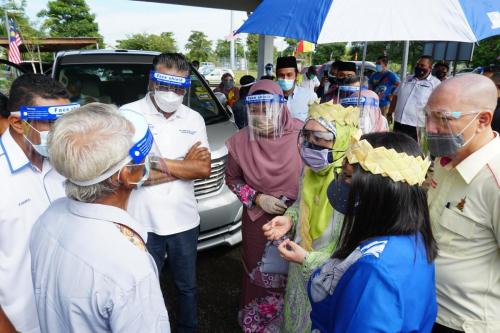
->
[426,74,500,333]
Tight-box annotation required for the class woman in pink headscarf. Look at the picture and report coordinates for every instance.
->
[225,80,303,332]
[352,89,389,133]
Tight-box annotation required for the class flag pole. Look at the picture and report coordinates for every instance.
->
[4,11,10,43]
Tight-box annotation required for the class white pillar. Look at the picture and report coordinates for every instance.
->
[401,40,410,81]
[230,11,235,69]
[257,35,274,78]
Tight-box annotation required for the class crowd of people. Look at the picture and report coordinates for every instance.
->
[0,51,498,333]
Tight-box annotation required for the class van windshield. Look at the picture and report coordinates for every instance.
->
[56,63,229,124]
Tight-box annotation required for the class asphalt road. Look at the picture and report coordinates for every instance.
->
[160,244,243,333]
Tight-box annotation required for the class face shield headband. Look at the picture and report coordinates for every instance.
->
[69,110,154,186]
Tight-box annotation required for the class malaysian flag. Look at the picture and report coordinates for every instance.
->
[8,18,22,64]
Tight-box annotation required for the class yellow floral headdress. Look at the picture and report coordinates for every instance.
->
[345,134,431,186]
[308,100,360,127]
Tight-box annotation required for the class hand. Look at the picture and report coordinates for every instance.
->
[278,239,307,264]
[262,216,292,241]
[185,142,211,162]
[256,194,287,215]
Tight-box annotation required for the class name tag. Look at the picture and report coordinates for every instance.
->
[18,198,31,206]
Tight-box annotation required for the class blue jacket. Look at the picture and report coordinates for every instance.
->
[308,234,437,333]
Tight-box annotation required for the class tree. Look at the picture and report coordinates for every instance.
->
[185,31,212,62]
[312,43,346,64]
[214,39,244,60]
[0,0,42,39]
[247,34,259,64]
[471,36,499,67]
[117,32,177,53]
[38,0,101,41]
[283,38,298,56]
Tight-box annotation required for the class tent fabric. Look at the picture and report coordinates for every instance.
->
[236,0,500,43]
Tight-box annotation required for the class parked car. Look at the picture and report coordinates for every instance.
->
[50,49,242,251]
[204,68,235,86]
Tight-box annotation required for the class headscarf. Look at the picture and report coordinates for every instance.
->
[298,101,360,250]
[226,80,304,221]
[351,89,389,133]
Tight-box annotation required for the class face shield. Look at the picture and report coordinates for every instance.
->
[246,93,286,141]
[337,85,360,104]
[11,103,80,157]
[69,109,170,188]
[298,120,338,172]
[341,95,386,134]
[419,108,481,157]
[149,70,190,113]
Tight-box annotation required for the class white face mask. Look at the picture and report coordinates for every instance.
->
[153,91,184,113]
[24,122,50,157]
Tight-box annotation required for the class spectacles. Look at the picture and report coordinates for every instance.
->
[424,109,480,120]
[300,129,335,142]
[154,83,186,96]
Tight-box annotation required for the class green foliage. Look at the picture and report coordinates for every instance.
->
[37,0,101,42]
[214,39,244,60]
[246,34,259,64]
[472,36,499,67]
[0,0,42,39]
[185,31,212,62]
[283,38,298,56]
[312,43,347,64]
[117,32,177,53]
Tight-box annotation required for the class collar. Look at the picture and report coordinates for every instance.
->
[455,132,500,184]
[0,128,31,174]
[143,94,188,119]
[68,199,147,242]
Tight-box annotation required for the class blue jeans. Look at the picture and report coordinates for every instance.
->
[147,227,199,333]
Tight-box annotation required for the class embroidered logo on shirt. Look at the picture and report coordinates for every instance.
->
[179,129,196,135]
[456,197,466,212]
[360,240,388,258]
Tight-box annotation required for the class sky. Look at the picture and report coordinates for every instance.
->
[25,0,287,52]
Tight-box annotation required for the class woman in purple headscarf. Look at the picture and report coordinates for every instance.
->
[225,80,304,332]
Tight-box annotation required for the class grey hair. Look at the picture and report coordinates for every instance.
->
[48,103,133,203]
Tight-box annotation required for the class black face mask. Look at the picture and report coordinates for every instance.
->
[414,67,429,78]
[328,74,338,85]
[435,71,447,80]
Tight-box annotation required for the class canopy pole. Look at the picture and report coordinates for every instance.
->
[401,40,410,81]
[37,44,43,73]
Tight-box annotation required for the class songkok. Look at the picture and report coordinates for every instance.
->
[338,61,356,73]
[276,56,298,70]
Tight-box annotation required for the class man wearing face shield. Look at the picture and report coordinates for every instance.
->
[276,56,317,122]
[225,80,303,331]
[120,52,210,333]
[30,104,170,333]
[320,61,357,103]
[389,55,441,141]
[424,74,500,333]
[0,74,76,333]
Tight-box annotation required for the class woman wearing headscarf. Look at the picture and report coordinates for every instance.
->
[263,97,387,333]
[214,72,239,107]
[225,80,304,332]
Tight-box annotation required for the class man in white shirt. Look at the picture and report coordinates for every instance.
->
[275,56,317,122]
[0,74,76,333]
[389,55,441,141]
[31,104,170,333]
[426,74,500,333]
[300,65,320,92]
[121,53,211,333]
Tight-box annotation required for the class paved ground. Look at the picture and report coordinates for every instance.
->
[160,244,243,333]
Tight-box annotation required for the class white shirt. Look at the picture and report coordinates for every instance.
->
[30,198,170,333]
[121,96,210,235]
[428,134,500,332]
[300,76,320,91]
[394,74,441,127]
[287,85,318,122]
[0,129,65,333]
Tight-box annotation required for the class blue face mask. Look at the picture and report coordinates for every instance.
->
[327,178,351,215]
[375,64,383,72]
[277,79,294,92]
[24,122,50,157]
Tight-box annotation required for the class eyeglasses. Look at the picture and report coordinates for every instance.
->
[154,83,186,96]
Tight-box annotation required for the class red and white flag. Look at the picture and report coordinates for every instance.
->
[8,18,22,64]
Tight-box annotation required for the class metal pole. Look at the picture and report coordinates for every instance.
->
[230,11,235,70]
[37,44,43,73]
[401,40,410,81]
[4,11,10,45]
[357,41,368,105]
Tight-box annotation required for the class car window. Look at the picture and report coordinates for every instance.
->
[56,63,228,124]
